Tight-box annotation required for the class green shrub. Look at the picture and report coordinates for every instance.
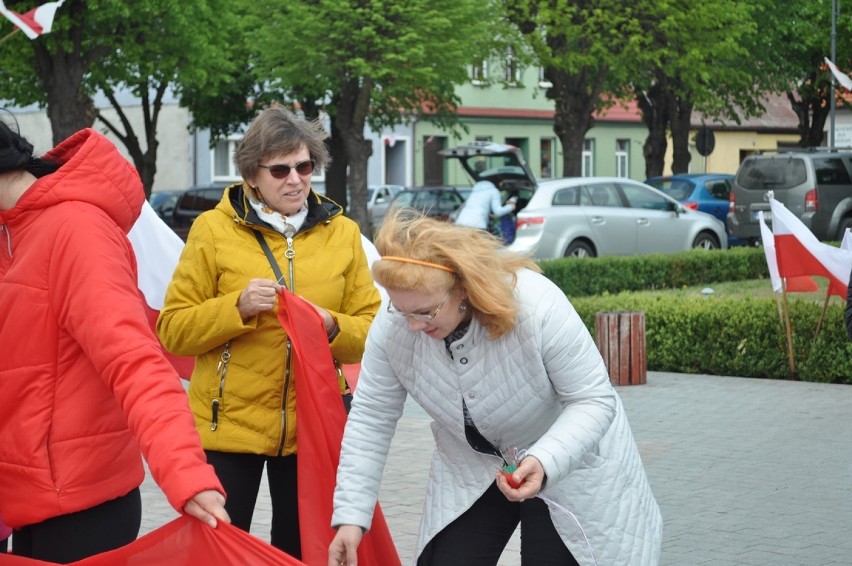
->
[540,247,768,297]
[540,249,852,383]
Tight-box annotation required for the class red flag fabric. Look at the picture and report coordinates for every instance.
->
[128,201,195,378]
[770,198,852,297]
[276,290,401,566]
[758,210,818,293]
[0,516,303,565]
[0,1,64,39]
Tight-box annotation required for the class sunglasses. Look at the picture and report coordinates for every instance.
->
[258,159,316,179]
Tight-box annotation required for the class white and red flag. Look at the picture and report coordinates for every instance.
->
[770,198,852,297]
[0,0,64,40]
[128,201,195,378]
[758,210,818,293]
[825,57,852,92]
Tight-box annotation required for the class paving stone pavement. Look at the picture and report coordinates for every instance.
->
[139,372,852,565]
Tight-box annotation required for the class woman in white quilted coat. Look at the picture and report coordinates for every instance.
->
[329,211,662,566]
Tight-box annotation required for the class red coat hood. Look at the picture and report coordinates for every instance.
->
[13,128,143,233]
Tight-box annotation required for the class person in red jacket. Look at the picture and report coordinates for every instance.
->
[0,122,229,563]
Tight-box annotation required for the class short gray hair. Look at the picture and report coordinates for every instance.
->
[234,108,331,181]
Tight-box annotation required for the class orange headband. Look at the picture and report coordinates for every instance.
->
[381,256,456,273]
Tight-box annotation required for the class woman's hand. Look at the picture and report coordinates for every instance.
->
[302,298,337,336]
[495,455,545,502]
[183,489,230,528]
[238,278,283,321]
[328,524,363,566]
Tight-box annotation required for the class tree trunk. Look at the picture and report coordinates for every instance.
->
[547,68,603,177]
[336,78,374,236]
[325,117,349,209]
[32,43,95,146]
[636,82,668,179]
[96,83,166,198]
[669,93,693,174]
[787,90,829,148]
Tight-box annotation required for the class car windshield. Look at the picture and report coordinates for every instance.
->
[647,179,694,200]
[737,158,807,190]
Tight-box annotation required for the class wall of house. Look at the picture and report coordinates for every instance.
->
[412,117,648,186]
[660,130,803,177]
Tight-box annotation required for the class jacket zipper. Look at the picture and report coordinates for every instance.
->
[276,234,297,456]
[210,342,231,431]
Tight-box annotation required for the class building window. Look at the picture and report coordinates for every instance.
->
[538,67,552,88]
[540,138,554,178]
[475,135,492,143]
[582,139,594,177]
[212,138,241,182]
[505,47,521,86]
[471,60,488,86]
[615,139,629,177]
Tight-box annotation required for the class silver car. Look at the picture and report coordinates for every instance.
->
[508,177,727,259]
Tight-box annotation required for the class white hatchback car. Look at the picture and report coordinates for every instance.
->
[508,177,727,259]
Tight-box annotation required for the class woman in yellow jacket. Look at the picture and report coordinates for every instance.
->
[157,108,380,559]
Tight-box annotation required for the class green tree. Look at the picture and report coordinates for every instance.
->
[506,0,648,177]
[0,0,242,196]
[248,0,495,233]
[749,0,852,148]
[631,0,762,176]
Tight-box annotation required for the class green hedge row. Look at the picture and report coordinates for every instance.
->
[539,247,768,296]
[537,249,852,383]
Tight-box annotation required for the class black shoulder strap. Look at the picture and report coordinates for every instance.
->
[252,229,287,290]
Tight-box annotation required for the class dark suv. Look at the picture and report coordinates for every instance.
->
[164,185,226,240]
[727,149,852,244]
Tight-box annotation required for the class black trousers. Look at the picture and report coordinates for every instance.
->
[205,450,300,558]
[417,482,579,566]
[12,487,141,563]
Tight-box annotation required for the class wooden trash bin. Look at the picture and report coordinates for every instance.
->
[594,311,646,386]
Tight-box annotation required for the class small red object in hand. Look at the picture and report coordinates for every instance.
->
[502,464,525,489]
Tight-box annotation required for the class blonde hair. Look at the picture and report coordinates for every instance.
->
[373,209,540,339]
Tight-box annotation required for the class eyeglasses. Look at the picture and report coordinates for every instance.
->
[387,288,452,322]
[258,159,316,179]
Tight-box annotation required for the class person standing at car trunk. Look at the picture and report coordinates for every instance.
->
[454,179,516,232]
[0,123,228,563]
[157,107,381,559]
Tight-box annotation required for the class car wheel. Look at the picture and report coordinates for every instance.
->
[692,231,720,250]
[836,217,852,242]
[564,240,596,258]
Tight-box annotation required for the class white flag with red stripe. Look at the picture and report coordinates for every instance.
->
[770,198,852,297]
[759,211,818,293]
[0,0,64,39]
[825,57,852,92]
[128,201,194,378]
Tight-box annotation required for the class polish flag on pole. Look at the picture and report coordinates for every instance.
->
[825,57,852,92]
[758,210,817,293]
[770,198,852,297]
[0,0,65,39]
[128,201,195,378]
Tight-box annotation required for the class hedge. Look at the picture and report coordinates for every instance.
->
[536,249,852,384]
